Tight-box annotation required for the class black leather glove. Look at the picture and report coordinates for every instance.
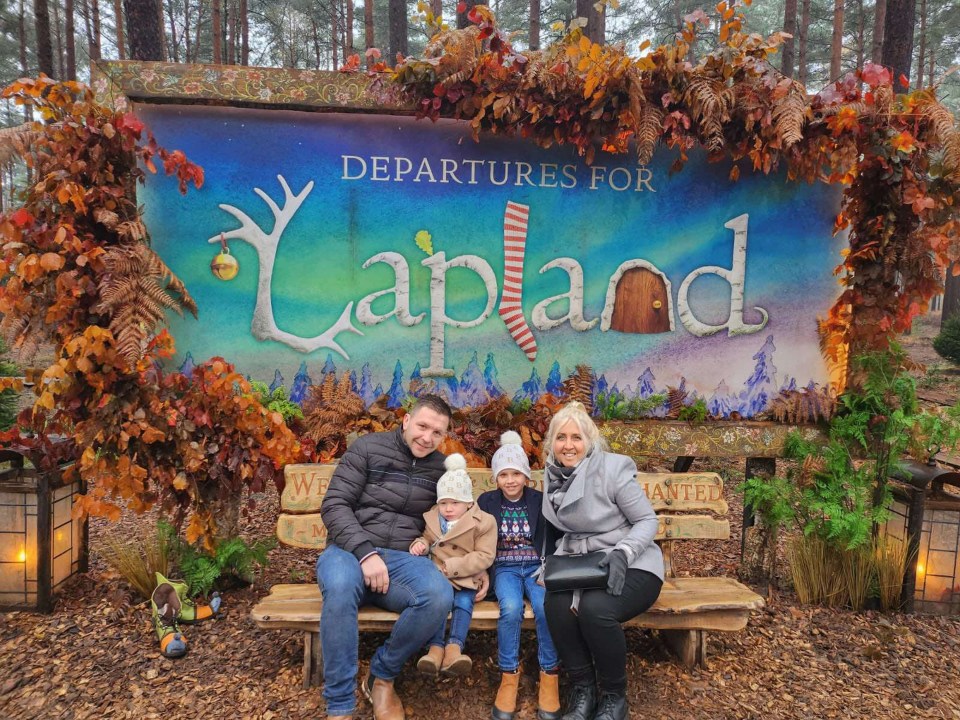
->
[598,549,628,596]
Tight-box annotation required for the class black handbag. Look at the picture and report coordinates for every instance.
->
[542,551,609,591]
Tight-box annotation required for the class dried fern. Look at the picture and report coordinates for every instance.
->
[771,81,808,148]
[769,385,838,424]
[302,371,367,452]
[0,122,37,168]
[665,385,689,419]
[562,364,596,414]
[684,75,734,152]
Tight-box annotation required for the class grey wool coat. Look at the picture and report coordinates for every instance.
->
[542,449,665,581]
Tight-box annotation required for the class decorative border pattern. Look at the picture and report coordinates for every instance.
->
[92,60,412,113]
[602,420,826,458]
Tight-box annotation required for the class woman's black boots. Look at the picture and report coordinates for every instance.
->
[560,684,596,720]
[593,690,628,720]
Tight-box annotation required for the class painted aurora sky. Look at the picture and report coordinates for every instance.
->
[137,104,846,402]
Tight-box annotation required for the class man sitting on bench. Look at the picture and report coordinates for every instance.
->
[316,394,458,720]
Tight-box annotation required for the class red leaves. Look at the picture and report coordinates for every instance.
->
[860,63,891,89]
[10,208,34,227]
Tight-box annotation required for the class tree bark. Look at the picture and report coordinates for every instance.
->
[855,0,865,74]
[781,0,797,78]
[430,0,441,26]
[65,0,76,79]
[52,0,64,79]
[457,0,476,29]
[798,0,810,84]
[124,0,164,61]
[331,0,339,69]
[388,0,407,59]
[942,269,960,327]
[34,0,54,76]
[113,0,125,59]
[529,0,540,50]
[364,0,374,67]
[871,0,886,63]
[166,0,179,61]
[345,0,353,60]
[90,0,101,60]
[576,0,604,44]
[829,0,844,80]
[212,0,222,63]
[240,0,244,65]
[916,0,926,89]
[226,0,235,64]
[882,0,916,84]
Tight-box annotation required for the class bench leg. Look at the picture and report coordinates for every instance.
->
[303,631,324,688]
[660,629,707,669]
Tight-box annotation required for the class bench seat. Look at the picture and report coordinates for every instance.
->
[252,577,764,685]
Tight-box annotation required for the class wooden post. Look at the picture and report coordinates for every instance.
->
[660,628,706,668]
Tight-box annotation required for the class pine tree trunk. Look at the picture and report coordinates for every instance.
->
[928,42,935,85]
[331,0,339,69]
[942,269,960,327]
[855,0,865,73]
[52,0,64,79]
[90,0,101,60]
[830,0,844,80]
[798,0,810,84]
[882,0,916,84]
[457,0,476,29]
[364,0,374,66]
[345,0,353,56]
[576,0,604,44]
[166,0,179,61]
[388,0,407,59]
[212,0,222,63]
[65,0,76,79]
[529,0,540,50]
[430,0,441,26]
[872,0,886,62]
[780,0,796,77]
[34,0,54,76]
[124,0,164,61]
[240,0,249,64]
[226,0,234,64]
[916,0,926,89]
[113,0,125,59]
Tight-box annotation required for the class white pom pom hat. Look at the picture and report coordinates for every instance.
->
[436,453,474,504]
[491,430,531,481]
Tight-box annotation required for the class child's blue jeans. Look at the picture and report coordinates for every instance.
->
[494,560,559,671]
[428,587,477,649]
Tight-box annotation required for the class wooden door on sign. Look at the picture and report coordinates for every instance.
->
[609,267,671,333]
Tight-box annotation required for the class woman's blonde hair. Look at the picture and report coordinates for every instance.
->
[543,401,608,465]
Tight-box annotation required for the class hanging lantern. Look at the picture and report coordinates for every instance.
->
[210,234,238,281]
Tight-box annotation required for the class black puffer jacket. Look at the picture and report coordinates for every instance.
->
[320,427,447,561]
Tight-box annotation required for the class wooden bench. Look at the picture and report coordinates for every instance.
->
[252,450,765,687]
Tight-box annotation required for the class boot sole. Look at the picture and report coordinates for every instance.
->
[441,656,473,676]
[416,657,440,676]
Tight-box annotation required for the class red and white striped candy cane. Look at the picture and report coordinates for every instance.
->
[499,201,538,362]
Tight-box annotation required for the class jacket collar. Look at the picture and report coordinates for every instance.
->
[426,502,482,542]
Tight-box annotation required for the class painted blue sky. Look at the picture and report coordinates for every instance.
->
[138,103,845,397]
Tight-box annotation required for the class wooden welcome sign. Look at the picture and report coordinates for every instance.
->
[276,464,729,550]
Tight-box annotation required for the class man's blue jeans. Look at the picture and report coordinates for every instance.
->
[493,560,559,672]
[427,587,476,649]
[316,545,453,716]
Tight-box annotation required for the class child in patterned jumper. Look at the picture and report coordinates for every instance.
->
[477,431,560,720]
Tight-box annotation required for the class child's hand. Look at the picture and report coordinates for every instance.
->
[474,571,490,601]
[410,540,427,556]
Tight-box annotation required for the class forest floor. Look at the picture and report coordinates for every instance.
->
[3,313,960,720]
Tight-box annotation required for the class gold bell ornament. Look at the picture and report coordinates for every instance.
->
[210,233,239,281]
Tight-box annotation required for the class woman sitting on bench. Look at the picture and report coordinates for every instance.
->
[541,402,664,720]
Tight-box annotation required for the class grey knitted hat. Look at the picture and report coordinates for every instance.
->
[491,431,531,480]
[436,453,474,503]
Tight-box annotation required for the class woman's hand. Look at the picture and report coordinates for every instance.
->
[598,549,629,596]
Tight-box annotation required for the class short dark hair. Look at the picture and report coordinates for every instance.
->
[410,394,453,420]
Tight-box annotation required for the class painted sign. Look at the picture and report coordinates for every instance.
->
[137,103,845,417]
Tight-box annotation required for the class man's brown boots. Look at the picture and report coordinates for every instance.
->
[491,670,521,720]
[363,673,405,720]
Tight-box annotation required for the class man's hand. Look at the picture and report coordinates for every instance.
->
[410,540,428,556]
[361,553,390,594]
[474,571,490,601]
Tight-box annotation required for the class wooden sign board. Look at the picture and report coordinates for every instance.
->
[276,511,729,550]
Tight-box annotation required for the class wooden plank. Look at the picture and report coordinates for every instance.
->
[251,577,763,634]
[276,512,730,550]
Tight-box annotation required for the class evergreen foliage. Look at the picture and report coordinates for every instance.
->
[249,380,304,422]
[0,338,18,431]
[933,315,960,364]
[170,530,276,598]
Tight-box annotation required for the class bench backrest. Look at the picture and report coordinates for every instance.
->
[276,464,728,576]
